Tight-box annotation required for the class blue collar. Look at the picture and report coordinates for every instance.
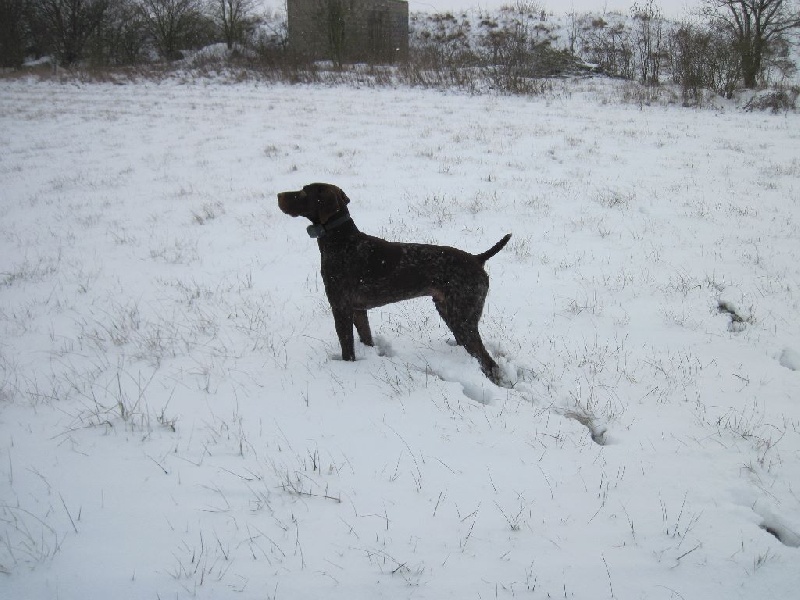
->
[306,214,352,239]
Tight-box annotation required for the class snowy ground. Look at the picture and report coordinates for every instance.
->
[1,78,799,599]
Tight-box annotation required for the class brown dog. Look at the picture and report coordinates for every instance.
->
[278,183,510,383]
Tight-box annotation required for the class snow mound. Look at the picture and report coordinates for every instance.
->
[779,347,800,371]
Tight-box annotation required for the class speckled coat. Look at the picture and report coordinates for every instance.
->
[279,183,510,383]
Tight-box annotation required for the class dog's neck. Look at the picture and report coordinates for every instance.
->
[307,212,355,240]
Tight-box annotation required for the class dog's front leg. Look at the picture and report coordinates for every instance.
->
[331,305,356,361]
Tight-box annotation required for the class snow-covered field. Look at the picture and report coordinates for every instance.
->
[1,78,799,599]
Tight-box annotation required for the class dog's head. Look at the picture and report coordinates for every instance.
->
[278,183,351,225]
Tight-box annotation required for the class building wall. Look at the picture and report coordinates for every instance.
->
[287,0,409,64]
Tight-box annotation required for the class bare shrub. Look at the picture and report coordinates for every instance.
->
[579,13,635,79]
[405,7,587,95]
[630,0,665,85]
[744,86,800,112]
[668,22,741,103]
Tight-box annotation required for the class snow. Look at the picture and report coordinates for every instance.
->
[1,77,799,599]
[780,347,800,372]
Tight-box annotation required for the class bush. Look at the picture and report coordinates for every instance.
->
[578,14,635,79]
[668,22,740,103]
[744,87,800,112]
[405,7,588,94]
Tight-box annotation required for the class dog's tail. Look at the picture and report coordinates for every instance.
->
[476,234,512,264]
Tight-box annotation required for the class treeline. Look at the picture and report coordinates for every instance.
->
[2,0,798,107]
[0,0,277,67]
[574,0,798,103]
[410,1,798,104]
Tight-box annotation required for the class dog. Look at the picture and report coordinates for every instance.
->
[278,183,510,383]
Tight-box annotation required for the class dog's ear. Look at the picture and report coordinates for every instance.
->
[318,186,348,224]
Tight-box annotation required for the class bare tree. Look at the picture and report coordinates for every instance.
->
[33,0,109,65]
[566,4,579,54]
[138,0,202,59]
[98,0,149,64]
[210,0,254,50]
[631,0,664,85]
[0,0,27,67]
[704,0,800,88]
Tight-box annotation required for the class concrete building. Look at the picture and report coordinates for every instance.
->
[287,0,409,64]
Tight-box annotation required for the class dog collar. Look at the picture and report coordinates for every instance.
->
[307,214,352,239]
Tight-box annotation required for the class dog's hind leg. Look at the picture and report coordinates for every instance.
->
[434,295,500,384]
[353,309,374,346]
